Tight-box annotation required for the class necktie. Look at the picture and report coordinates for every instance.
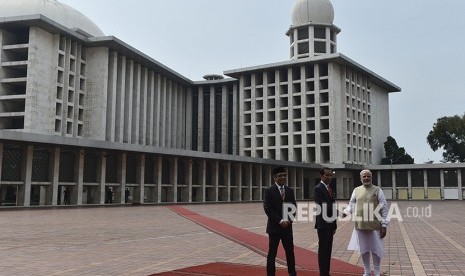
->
[280,186,285,200]
[327,185,333,198]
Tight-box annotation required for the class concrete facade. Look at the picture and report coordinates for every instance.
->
[0,0,463,206]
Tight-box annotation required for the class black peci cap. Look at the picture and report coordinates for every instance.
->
[272,166,286,176]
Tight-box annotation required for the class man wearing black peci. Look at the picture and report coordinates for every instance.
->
[263,166,297,276]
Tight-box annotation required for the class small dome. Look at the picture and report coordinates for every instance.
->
[291,0,334,26]
[0,0,104,37]
[203,74,224,81]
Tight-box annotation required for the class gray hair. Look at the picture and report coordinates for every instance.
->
[360,169,372,177]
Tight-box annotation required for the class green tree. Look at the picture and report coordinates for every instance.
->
[426,114,465,163]
[381,136,414,164]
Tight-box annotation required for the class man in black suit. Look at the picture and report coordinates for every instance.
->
[264,166,297,276]
[315,168,337,276]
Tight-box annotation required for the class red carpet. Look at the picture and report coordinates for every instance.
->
[163,205,363,275]
[150,262,361,276]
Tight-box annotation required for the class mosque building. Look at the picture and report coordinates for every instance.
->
[0,0,463,206]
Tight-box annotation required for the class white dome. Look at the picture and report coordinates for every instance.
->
[0,0,104,37]
[291,0,334,26]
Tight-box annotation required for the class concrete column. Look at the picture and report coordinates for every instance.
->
[131,64,141,144]
[18,145,33,206]
[458,169,462,200]
[221,86,228,154]
[232,83,239,155]
[297,169,304,200]
[117,153,127,204]
[313,65,321,163]
[293,28,300,58]
[238,77,245,156]
[135,155,145,204]
[106,51,118,142]
[97,151,106,204]
[309,26,315,56]
[407,170,412,199]
[209,86,215,152]
[146,71,154,145]
[213,161,219,202]
[156,155,162,203]
[250,76,256,157]
[275,71,282,160]
[301,66,308,163]
[187,159,193,203]
[257,165,263,201]
[200,160,206,202]
[287,70,294,161]
[39,186,46,205]
[423,170,428,198]
[139,67,148,145]
[225,162,231,202]
[153,74,161,147]
[185,88,193,150]
[159,77,167,148]
[391,170,396,200]
[48,147,60,205]
[237,163,242,201]
[74,149,84,205]
[170,157,178,203]
[262,73,269,159]
[440,169,445,199]
[325,27,332,54]
[171,83,177,148]
[166,80,172,148]
[178,86,185,148]
[115,55,126,143]
[197,87,204,151]
[123,59,134,143]
[245,164,252,201]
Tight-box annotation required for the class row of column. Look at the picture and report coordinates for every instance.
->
[376,169,464,200]
[102,51,190,149]
[0,143,307,207]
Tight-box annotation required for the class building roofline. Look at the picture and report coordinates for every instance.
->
[0,130,323,170]
[368,163,465,170]
[0,15,193,85]
[224,53,401,92]
[87,36,193,85]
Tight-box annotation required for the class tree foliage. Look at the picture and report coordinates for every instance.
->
[381,136,414,164]
[426,114,465,163]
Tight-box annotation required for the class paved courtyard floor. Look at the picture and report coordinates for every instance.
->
[0,201,464,275]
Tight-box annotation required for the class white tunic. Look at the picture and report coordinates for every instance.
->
[348,228,385,257]
[345,185,389,257]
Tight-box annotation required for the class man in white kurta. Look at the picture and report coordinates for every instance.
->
[342,170,388,276]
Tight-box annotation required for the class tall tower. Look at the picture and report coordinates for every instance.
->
[287,0,340,59]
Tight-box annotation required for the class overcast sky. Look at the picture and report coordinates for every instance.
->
[60,0,465,164]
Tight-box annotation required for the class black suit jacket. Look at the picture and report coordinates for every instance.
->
[264,184,297,235]
[314,182,337,230]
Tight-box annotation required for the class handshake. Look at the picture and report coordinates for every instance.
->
[340,209,349,218]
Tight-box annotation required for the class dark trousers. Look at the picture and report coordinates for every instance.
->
[267,232,297,276]
[317,228,335,276]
